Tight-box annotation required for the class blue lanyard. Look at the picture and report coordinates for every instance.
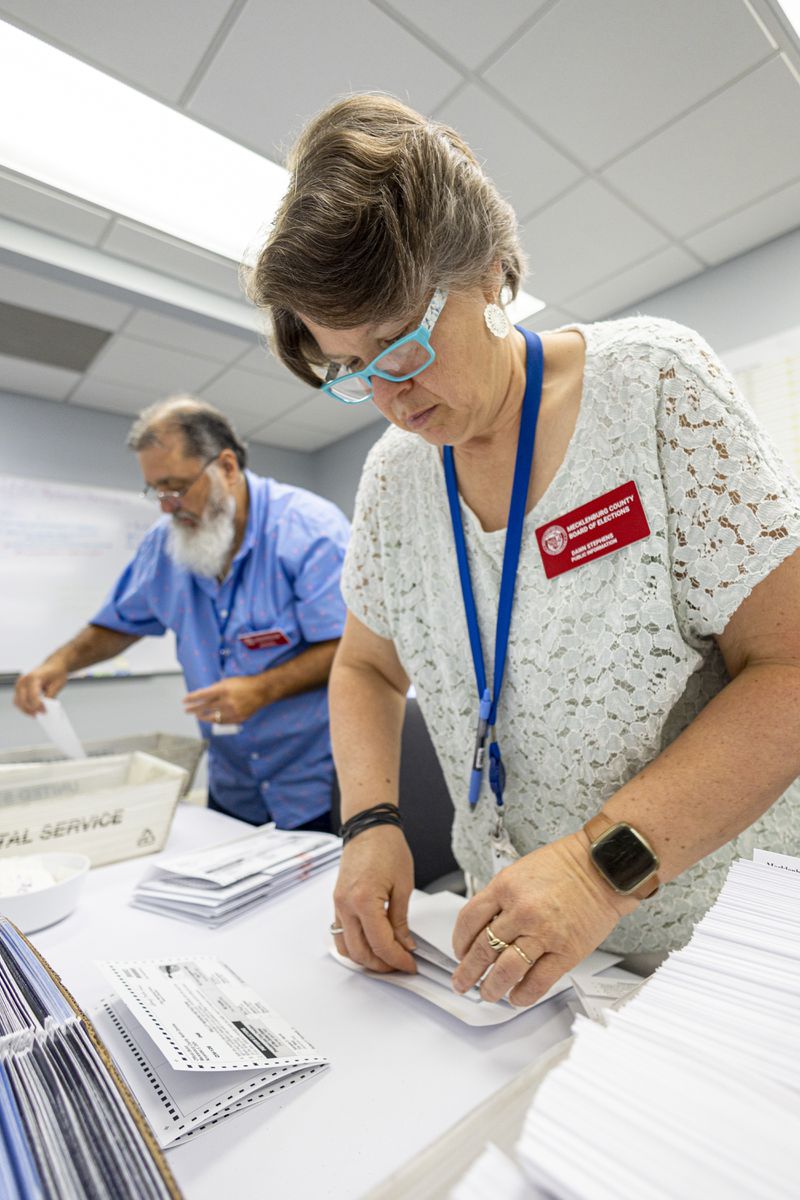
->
[216,557,247,672]
[443,327,543,811]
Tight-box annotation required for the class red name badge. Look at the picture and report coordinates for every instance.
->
[535,481,650,579]
[238,629,291,650]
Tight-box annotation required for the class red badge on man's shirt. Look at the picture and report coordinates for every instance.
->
[535,481,650,579]
[238,629,291,650]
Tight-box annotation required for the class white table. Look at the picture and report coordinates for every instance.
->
[33,805,577,1200]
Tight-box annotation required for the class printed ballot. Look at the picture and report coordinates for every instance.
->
[92,957,328,1147]
[131,825,341,925]
[331,890,621,1026]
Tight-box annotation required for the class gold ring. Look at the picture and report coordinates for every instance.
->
[511,942,534,968]
[486,926,509,953]
[330,922,345,935]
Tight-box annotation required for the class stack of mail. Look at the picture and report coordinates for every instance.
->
[131,826,341,925]
[455,847,800,1198]
[92,957,328,1147]
[0,919,176,1199]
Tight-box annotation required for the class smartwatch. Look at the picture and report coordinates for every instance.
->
[583,812,660,900]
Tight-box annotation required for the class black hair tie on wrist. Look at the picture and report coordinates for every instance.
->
[339,803,404,845]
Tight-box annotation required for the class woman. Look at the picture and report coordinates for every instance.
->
[248,94,800,1006]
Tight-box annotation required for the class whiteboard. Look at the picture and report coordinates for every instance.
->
[0,473,181,677]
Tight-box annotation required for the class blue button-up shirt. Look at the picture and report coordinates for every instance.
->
[91,471,350,827]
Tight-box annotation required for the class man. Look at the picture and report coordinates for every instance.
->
[14,397,350,830]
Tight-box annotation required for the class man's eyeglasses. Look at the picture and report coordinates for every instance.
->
[321,288,447,404]
[142,455,219,506]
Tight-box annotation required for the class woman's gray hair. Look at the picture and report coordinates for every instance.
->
[127,396,247,469]
[246,93,527,389]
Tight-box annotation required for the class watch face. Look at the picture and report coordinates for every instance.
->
[591,824,657,892]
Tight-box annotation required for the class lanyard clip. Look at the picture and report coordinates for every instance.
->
[468,689,493,809]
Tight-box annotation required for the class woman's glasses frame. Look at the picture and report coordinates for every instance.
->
[321,288,448,405]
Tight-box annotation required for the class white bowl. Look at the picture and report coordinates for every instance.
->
[0,853,90,934]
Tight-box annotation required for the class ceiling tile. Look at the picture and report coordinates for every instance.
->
[187,0,462,160]
[235,342,301,382]
[102,220,246,299]
[483,0,773,169]
[521,179,666,305]
[382,0,547,72]
[288,392,385,436]
[0,0,235,102]
[435,84,581,217]
[0,353,80,401]
[685,179,800,266]
[68,377,162,416]
[87,335,220,391]
[0,170,111,246]
[0,262,132,329]
[123,309,255,363]
[565,246,702,321]
[248,421,337,452]
[602,58,800,238]
[201,366,308,424]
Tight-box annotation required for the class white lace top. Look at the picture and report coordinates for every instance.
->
[341,317,800,953]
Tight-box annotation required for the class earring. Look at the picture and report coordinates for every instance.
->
[484,303,510,339]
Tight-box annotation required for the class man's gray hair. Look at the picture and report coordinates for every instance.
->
[127,396,247,469]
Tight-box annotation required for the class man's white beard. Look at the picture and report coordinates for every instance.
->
[166,473,237,579]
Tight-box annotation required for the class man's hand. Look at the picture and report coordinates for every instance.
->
[14,657,70,715]
[451,833,635,1006]
[183,674,272,724]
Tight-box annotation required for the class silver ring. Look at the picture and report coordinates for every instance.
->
[330,922,345,935]
[213,709,223,723]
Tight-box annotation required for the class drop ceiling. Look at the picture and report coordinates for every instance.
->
[0,0,798,452]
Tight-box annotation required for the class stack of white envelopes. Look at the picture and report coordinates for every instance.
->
[0,919,177,1199]
[92,957,328,1148]
[131,826,341,926]
[454,848,800,1198]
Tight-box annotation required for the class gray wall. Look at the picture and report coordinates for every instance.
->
[609,226,800,352]
[313,418,386,520]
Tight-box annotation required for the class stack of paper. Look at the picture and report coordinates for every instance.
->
[131,826,341,925]
[332,890,622,1026]
[92,957,328,1147]
[454,848,800,1198]
[0,919,177,1199]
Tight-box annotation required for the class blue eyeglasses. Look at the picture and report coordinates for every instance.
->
[321,288,447,404]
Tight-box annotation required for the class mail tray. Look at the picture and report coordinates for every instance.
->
[0,751,186,867]
[0,732,205,798]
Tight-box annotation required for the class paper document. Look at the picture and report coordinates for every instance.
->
[505,848,800,1199]
[94,957,328,1147]
[0,918,173,1199]
[35,696,86,759]
[131,826,341,925]
[330,890,621,1026]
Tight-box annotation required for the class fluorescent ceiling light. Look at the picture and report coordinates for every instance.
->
[505,289,547,324]
[0,20,289,264]
[774,0,800,37]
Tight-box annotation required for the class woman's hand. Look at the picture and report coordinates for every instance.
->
[452,833,636,1006]
[332,825,417,974]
